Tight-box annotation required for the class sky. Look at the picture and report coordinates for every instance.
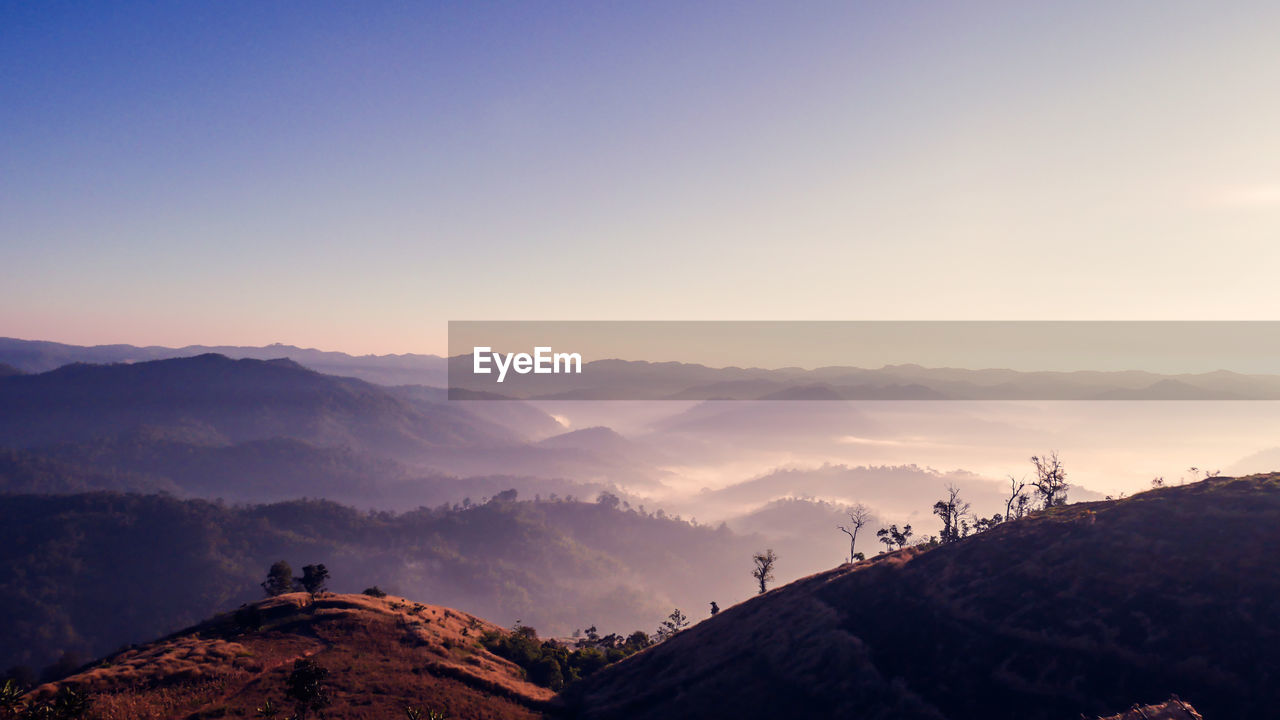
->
[3,1,1280,355]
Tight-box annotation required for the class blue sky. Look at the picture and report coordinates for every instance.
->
[3,2,1279,353]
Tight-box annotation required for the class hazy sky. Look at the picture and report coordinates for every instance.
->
[4,2,1279,355]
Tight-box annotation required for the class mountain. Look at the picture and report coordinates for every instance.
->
[0,354,660,502]
[0,492,759,672]
[0,354,514,458]
[560,475,1280,719]
[0,337,448,386]
[26,592,550,720]
[446,353,1280,400]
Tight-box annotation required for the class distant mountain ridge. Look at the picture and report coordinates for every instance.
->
[447,354,1280,400]
[0,353,509,459]
[0,337,447,386]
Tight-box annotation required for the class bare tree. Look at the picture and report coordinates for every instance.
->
[932,484,971,544]
[1030,452,1069,508]
[1004,474,1029,521]
[837,503,871,562]
[751,549,777,594]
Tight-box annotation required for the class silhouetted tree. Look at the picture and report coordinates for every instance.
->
[876,524,913,551]
[709,601,720,616]
[932,484,971,544]
[1003,474,1030,521]
[1030,452,1069,508]
[751,549,777,594]
[655,608,690,641]
[596,492,621,510]
[262,560,296,597]
[297,564,329,598]
[624,631,651,650]
[285,659,330,720]
[838,503,871,562]
[491,488,518,504]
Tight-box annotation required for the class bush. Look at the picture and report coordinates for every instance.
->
[362,586,387,598]
[479,623,647,690]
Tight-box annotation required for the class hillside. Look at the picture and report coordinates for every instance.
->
[0,337,448,386]
[0,354,514,459]
[0,492,756,673]
[560,475,1280,720]
[0,355,671,502]
[27,592,550,720]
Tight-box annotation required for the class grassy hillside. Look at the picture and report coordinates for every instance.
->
[560,475,1280,720]
[24,592,551,720]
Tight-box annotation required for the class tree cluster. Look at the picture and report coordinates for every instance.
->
[480,622,651,691]
[261,561,330,598]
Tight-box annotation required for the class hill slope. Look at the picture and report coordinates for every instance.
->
[0,493,756,672]
[30,592,550,720]
[560,475,1280,720]
[0,354,513,458]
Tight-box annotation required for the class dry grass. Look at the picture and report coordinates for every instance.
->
[35,592,551,719]
[562,475,1280,720]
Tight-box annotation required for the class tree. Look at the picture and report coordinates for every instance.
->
[876,524,913,551]
[491,488,518,504]
[709,601,719,616]
[751,549,777,594]
[596,492,621,510]
[285,659,330,720]
[262,561,296,597]
[655,608,690,641]
[297,564,329,598]
[931,485,971,544]
[1030,452,1069,508]
[1003,474,1030,521]
[837,503,871,563]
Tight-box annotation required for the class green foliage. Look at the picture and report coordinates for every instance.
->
[0,679,25,718]
[285,659,330,720]
[479,622,649,691]
[297,564,329,597]
[261,561,296,597]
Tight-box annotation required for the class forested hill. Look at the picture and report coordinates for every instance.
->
[0,491,755,674]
